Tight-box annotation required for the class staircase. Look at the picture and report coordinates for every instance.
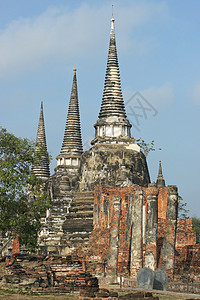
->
[0,236,13,256]
[62,191,94,247]
[38,197,70,253]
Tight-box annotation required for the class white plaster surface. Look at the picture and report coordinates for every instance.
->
[125,143,140,152]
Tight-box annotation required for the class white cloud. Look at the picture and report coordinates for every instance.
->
[0,1,169,79]
[124,82,175,110]
[141,83,175,107]
[192,81,200,105]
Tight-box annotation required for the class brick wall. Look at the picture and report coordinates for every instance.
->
[76,184,199,278]
[85,184,179,278]
[175,244,200,276]
[174,219,199,276]
[176,219,196,247]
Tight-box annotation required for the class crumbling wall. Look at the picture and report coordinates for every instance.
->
[0,254,99,293]
[86,184,180,278]
[157,216,198,276]
[93,186,138,276]
[90,185,146,277]
[174,244,200,276]
[174,219,199,276]
[176,219,196,248]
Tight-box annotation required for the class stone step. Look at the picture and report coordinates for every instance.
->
[73,194,94,198]
[72,194,94,201]
[66,212,93,219]
[72,197,94,203]
[74,192,94,197]
[66,237,90,243]
[67,237,90,243]
[62,191,94,245]
[49,209,67,214]
[70,202,93,208]
[71,197,93,202]
[67,232,91,240]
[70,205,93,213]
[69,202,94,212]
[70,198,93,209]
[63,218,93,232]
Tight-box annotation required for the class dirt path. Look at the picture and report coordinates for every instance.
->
[1,285,200,299]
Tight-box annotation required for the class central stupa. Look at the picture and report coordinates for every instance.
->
[79,17,150,190]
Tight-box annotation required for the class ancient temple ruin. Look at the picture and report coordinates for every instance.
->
[37,16,151,258]
[33,16,199,278]
[1,16,199,279]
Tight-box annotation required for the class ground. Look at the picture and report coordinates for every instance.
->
[0,285,200,300]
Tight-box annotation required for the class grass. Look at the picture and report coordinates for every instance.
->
[0,283,196,300]
[154,295,185,299]
[0,288,193,300]
[0,287,16,295]
[0,288,77,299]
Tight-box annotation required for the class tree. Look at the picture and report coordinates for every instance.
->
[136,138,161,157]
[192,217,200,243]
[178,195,189,219]
[0,127,51,252]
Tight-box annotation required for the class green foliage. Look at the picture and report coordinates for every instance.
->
[0,127,51,252]
[192,217,200,243]
[0,287,16,295]
[178,195,189,219]
[136,138,161,157]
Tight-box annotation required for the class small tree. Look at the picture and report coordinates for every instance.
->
[0,127,51,252]
[178,195,189,219]
[136,138,161,157]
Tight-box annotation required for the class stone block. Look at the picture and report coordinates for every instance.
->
[153,269,168,290]
[137,267,154,289]
[118,292,158,299]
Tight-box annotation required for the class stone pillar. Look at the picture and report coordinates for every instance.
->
[130,189,143,278]
[12,234,20,255]
[93,204,98,227]
[160,186,178,275]
[107,196,121,276]
[145,191,158,271]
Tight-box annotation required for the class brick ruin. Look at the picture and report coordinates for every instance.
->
[1,15,200,287]
[83,185,199,279]
[0,254,98,293]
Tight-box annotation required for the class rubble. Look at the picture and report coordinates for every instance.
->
[0,254,98,293]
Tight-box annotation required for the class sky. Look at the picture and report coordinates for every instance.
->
[0,0,200,217]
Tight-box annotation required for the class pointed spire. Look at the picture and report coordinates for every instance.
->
[32,101,50,180]
[156,161,165,188]
[57,69,83,165]
[92,16,132,145]
[98,16,127,119]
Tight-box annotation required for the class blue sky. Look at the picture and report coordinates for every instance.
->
[0,0,200,217]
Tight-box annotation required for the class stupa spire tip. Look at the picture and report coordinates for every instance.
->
[156,160,165,188]
[111,5,115,29]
